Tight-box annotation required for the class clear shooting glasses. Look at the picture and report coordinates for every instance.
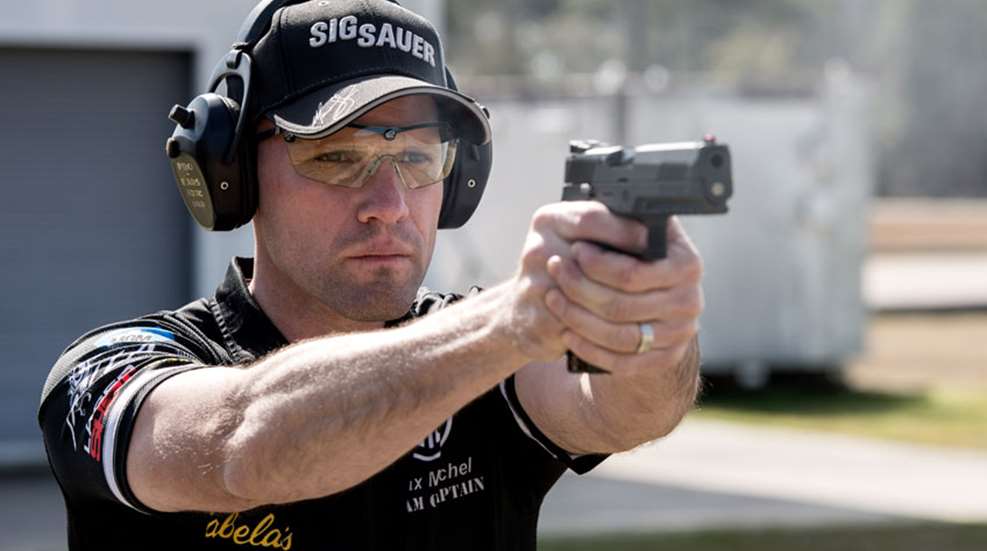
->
[257,122,459,190]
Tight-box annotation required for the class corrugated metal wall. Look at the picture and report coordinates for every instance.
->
[0,47,192,456]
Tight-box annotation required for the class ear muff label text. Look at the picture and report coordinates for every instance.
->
[170,154,215,228]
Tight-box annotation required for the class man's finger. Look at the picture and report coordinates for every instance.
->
[572,232,702,293]
[535,201,648,255]
[545,289,640,353]
[560,330,688,375]
[545,288,700,353]
[547,255,686,322]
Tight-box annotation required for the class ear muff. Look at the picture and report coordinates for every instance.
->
[165,0,306,231]
[165,54,260,231]
[166,0,492,231]
[437,68,493,230]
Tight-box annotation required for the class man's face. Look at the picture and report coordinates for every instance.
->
[254,95,445,322]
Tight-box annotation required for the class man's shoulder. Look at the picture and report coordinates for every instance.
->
[38,298,228,413]
[62,298,223,362]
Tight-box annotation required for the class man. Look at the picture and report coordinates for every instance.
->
[39,1,703,549]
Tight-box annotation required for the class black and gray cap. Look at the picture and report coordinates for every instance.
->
[250,0,490,144]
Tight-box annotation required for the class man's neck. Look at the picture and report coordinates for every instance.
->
[248,252,387,343]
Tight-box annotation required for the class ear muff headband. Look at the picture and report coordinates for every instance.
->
[207,53,253,164]
[166,0,492,232]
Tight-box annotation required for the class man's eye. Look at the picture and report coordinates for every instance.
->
[400,150,433,165]
[314,150,359,163]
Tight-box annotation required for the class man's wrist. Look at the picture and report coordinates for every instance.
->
[585,335,701,450]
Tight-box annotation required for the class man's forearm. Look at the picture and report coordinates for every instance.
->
[586,336,701,451]
[221,281,526,506]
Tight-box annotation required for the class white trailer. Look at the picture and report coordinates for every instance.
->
[428,65,875,387]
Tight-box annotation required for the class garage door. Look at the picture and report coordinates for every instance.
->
[0,48,192,458]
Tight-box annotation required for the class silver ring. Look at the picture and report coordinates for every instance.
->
[636,323,654,354]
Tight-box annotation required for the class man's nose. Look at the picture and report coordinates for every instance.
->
[355,158,411,225]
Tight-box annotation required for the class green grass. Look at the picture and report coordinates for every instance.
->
[691,382,987,450]
[539,523,987,551]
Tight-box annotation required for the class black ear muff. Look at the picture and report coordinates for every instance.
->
[166,89,259,230]
[165,93,242,230]
[166,0,305,232]
[437,69,493,230]
[438,140,493,229]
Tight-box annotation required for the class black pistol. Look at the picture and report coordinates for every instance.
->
[561,136,734,374]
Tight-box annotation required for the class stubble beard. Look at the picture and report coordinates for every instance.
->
[311,258,425,322]
[262,212,436,324]
[313,222,433,322]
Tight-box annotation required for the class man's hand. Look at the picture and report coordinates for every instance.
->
[506,201,703,374]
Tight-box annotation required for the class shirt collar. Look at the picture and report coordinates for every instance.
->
[212,257,416,362]
[212,257,289,362]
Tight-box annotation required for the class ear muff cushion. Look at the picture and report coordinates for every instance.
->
[437,67,493,229]
[215,77,262,227]
[438,140,493,230]
[209,94,260,228]
[200,94,255,230]
[238,119,260,223]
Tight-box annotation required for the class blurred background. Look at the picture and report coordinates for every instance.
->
[1,0,984,549]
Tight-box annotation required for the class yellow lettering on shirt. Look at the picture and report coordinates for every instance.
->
[204,512,293,550]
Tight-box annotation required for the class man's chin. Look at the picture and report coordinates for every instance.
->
[337,296,416,322]
[320,275,422,322]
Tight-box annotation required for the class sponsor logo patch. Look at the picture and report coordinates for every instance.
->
[412,417,452,462]
[64,329,192,456]
[94,327,176,348]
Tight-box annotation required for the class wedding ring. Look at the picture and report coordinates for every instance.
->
[636,323,654,354]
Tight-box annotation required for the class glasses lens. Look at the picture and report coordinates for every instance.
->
[284,124,458,189]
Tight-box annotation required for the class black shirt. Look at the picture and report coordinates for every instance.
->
[39,258,606,550]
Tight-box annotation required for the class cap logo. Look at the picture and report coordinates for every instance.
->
[312,87,359,126]
[309,17,437,67]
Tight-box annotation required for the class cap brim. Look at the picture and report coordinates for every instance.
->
[267,75,491,145]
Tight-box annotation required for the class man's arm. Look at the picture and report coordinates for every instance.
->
[515,337,700,455]
[128,282,535,513]
[126,200,689,513]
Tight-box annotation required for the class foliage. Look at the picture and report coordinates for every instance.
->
[694,384,987,450]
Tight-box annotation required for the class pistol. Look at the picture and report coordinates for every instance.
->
[561,136,733,374]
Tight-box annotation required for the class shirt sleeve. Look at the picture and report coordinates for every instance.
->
[498,374,609,474]
[412,285,609,474]
[38,324,210,514]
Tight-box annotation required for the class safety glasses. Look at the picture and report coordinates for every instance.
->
[256,122,459,190]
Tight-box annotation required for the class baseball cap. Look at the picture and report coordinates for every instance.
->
[249,0,491,145]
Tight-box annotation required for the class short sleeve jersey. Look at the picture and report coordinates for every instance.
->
[38,257,607,551]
